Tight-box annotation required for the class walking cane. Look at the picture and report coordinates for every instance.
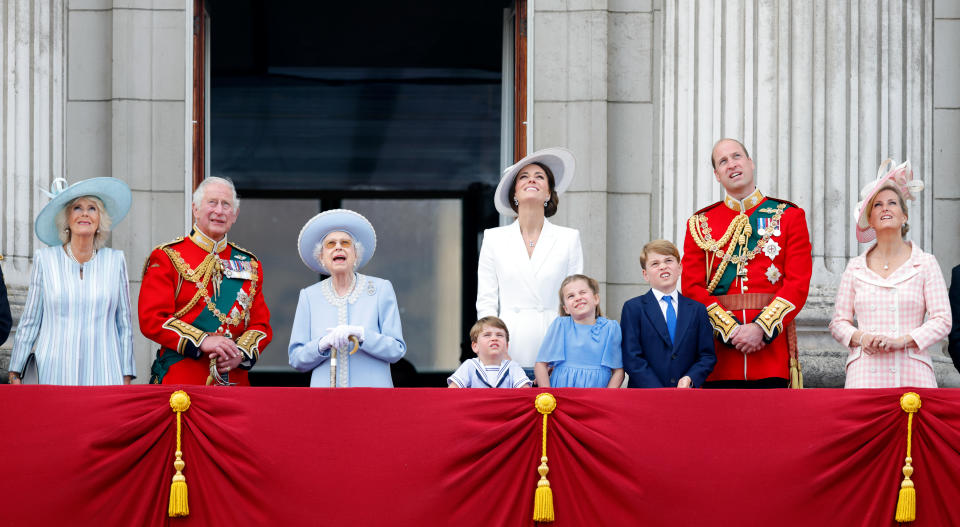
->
[330,335,360,387]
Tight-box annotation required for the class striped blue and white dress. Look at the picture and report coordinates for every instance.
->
[9,246,135,385]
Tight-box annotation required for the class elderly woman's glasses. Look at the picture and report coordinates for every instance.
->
[324,239,353,249]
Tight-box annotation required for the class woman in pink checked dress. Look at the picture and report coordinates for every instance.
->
[829,159,952,388]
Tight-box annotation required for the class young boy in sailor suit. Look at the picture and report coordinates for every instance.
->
[448,316,532,388]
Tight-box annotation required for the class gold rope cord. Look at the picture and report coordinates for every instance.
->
[168,390,192,517]
[895,392,921,523]
[532,393,557,522]
[164,248,258,326]
[687,203,788,293]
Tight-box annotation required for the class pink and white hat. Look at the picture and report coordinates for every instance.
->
[854,159,924,243]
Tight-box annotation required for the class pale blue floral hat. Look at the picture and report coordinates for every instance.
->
[494,147,576,216]
[297,209,377,274]
[34,177,132,246]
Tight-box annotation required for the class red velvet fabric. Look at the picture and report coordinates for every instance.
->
[2,386,958,526]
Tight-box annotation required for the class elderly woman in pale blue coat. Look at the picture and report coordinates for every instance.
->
[288,209,406,387]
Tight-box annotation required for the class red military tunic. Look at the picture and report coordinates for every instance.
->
[681,189,812,381]
[140,228,272,385]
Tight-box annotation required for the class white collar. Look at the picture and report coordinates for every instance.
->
[651,288,678,305]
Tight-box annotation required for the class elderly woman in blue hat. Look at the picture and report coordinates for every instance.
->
[8,177,135,385]
[288,209,406,387]
[476,148,584,372]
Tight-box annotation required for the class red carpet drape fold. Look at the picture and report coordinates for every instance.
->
[2,386,958,526]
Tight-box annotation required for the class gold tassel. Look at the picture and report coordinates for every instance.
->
[168,390,192,518]
[895,392,921,523]
[532,393,557,523]
[789,357,803,389]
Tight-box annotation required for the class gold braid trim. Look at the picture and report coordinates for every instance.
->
[203,261,258,327]
[162,248,219,319]
[236,330,266,361]
[754,297,795,338]
[687,202,789,293]
[161,247,259,326]
[706,303,738,342]
[162,318,206,354]
[688,214,751,293]
[141,237,185,278]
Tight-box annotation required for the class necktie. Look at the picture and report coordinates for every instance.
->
[663,296,677,344]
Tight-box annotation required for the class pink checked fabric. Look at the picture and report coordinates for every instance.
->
[829,243,952,388]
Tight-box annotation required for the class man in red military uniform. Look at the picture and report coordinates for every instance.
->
[681,139,812,388]
[140,177,271,385]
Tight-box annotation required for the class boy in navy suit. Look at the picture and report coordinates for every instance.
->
[621,240,716,388]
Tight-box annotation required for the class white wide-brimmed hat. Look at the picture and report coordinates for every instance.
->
[493,147,576,216]
[297,209,377,274]
[34,177,132,246]
[854,159,924,243]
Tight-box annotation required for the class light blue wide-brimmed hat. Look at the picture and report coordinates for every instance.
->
[494,147,576,216]
[297,209,377,274]
[34,177,132,246]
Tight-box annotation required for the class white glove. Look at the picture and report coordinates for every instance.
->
[327,325,365,351]
[327,326,350,351]
[318,332,336,354]
[344,325,365,343]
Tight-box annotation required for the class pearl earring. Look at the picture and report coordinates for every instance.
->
[513,197,519,206]
[544,200,549,207]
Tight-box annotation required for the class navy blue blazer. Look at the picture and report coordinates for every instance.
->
[948,265,960,373]
[620,289,716,388]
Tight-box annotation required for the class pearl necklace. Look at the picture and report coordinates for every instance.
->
[66,243,96,279]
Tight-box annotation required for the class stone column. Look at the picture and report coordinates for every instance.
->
[660,0,950,386]
[0,0,66,365]
[1,0,66,282]
[532,0,611,299]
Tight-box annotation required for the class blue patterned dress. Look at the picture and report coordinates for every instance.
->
[536,316,623,388]
[9,246,135,384]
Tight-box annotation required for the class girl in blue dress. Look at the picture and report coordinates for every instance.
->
[534,274,624,388]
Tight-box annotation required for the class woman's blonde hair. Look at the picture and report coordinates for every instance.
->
[54,196,112,249]
[557,274,603,317]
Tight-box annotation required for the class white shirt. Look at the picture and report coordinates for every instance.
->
[650,288,679,323]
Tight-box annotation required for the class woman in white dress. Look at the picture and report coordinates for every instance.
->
[8,177,135,385]
[476,148,583,370]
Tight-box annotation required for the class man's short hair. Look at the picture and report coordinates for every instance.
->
[192,176,240,212]
[470,316,509,343]
[710,138,751,169]
[639,239,681,270]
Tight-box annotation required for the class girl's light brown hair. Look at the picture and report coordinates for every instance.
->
[557,274,603,318]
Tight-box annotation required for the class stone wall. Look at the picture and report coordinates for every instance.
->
[1,0,192,382]
[531,0,960,386]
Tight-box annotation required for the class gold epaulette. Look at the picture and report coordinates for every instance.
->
[762,196,800,210]
[692,201,723,216]
[141,237,185,278]
[227,241,259,261]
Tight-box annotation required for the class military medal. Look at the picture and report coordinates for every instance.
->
[757,217,768,236]
[222,259,255,280]
[765,264,782,284]
[762,239,781,260]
